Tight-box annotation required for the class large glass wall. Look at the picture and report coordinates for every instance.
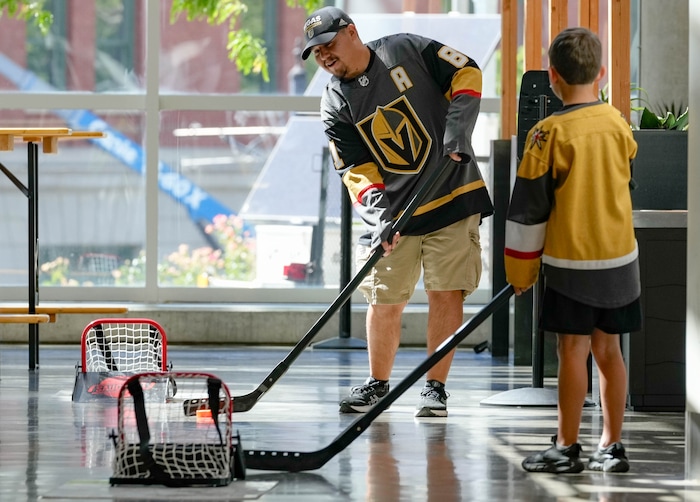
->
[0,1,503,305]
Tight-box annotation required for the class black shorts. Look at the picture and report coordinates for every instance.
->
[539,288,642,335]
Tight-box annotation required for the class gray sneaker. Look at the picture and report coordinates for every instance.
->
[522,435,584,474]
[415,380,449,417]
[339,377,389,413]
[588,442,630,472]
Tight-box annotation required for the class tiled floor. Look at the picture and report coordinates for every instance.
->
[0,343,696,501]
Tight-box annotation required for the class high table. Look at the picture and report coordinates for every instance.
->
[0,127,107,370]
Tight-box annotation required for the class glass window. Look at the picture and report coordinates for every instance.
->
[19,0,142,93]
[25,0,67,89]
[157,109,354,289]
[0,108,146,289]
[95,0,137,92]
[0,1,521,305]
[159,0,312,95]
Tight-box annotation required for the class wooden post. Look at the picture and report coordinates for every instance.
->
[608,0,631,123]
[579,0,600,98]
[502,0,631,136]
[500,0,518,139]
[428,0,442,12]
[549,0,568,44]
[402,0,441,13]
[579,0,599,30]
[524,0,543,71]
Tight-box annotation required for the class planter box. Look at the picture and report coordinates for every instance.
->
[631,130,688,210]
[627,223,687,411]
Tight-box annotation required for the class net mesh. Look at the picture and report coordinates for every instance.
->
[82,319,166,373]
[110,372,237,486]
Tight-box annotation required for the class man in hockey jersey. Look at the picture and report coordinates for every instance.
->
[301,6,493,417]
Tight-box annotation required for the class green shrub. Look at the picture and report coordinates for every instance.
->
[113,214,256,286]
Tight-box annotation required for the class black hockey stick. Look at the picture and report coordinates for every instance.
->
[243,284,515,471]
[183,157,457,416]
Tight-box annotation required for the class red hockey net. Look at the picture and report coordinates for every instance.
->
[80,318,168,373]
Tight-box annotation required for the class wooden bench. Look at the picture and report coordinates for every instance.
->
[0,313,51,324]
[0,305,129,369]
[0,314,51,375]
[0,305,129,323]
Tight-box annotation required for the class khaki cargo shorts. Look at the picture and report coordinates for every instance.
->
[356,213,483,305]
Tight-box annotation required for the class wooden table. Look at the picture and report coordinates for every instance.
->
[0,127,106,369]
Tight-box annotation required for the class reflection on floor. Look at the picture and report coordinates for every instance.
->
[0,344,696,501]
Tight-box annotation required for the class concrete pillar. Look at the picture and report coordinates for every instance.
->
[639,0,689,116]
[686,0,700,482]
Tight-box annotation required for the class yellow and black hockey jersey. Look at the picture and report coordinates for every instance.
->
[505,101,641,308]
[320,33,493,248]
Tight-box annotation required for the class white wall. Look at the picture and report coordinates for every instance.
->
[639,0,689,114]
[686,0,700,482]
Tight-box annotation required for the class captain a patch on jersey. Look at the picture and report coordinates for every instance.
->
[356,95,432,174]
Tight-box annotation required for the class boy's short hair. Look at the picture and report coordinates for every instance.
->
[548,27,602,85]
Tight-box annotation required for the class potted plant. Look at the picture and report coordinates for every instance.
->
[638,103,689,131]
[631,102,688,210]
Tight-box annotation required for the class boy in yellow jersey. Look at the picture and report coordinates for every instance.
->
[505,27,640,473]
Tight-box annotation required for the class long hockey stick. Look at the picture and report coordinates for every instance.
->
[183,157,457,415]
[243,284,515,472]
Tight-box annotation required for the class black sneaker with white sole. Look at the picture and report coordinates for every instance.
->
[588,442,630,472]
[339,377,389,413]
[522,435,584,474]
[415,380,449,417]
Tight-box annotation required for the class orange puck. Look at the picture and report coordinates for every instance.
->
[196,409,212,420]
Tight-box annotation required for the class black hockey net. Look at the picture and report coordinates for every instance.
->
[110,372,245,486]
[80,318,168,373]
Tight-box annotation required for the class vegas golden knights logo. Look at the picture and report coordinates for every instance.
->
[357,95,432,174]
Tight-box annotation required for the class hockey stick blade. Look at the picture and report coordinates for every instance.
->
[243,285,515,471]
[227,158,457,414]
[183,397,226,417]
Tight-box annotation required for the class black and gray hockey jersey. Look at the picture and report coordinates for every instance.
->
[320,33,493,247]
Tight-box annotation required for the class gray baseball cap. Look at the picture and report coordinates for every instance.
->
[301,6,354,60]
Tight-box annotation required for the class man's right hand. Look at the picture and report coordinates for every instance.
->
[513,285,532,296]
[381,231,400,256]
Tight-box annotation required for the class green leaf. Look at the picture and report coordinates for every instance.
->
[639,107,663,129]
[662,111,676,129]
[0,0,53,34]
[286,0,325,11]
[170,0,323,82]
[675,109,689,131]
[227,30,270,81]
[598,85,608,103]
